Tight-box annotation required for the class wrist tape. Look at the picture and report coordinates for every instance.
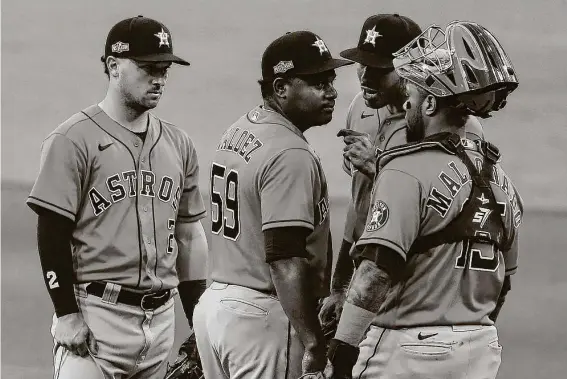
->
[334,301,375,346]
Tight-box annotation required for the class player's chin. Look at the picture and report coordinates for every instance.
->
[141,97,161,109]
[364,96,386,110]
[314,109,334,126]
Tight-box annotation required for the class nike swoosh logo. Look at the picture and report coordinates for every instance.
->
[98,142,113,151]
[361,112,374,119]
[417,332,438,340]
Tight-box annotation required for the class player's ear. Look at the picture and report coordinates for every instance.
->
[106,56,120,78]
[424,94,439,116]
[272,77,289,99]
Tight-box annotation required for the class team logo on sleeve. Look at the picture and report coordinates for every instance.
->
[366,200,389,232]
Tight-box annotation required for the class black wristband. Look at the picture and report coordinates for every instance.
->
[37,210,78,317]
[178,279,207,328]
[327,338,359,375]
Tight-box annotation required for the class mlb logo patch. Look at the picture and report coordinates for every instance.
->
[111,41,130,54]
[366,200,389,232]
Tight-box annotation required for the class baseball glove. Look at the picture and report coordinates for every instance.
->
[164,332,204,379]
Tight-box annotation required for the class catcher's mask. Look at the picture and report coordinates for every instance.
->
[393,21,519,118]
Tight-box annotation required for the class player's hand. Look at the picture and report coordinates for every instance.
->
[53,312,97,357]
[337,129,376,179]
[318,292,346,339]
[302,344,327,377]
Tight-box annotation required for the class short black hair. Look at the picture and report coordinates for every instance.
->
[258,79,274,99]
[258,76,293,99]
[416,86,468,128]
[101,56,109,78]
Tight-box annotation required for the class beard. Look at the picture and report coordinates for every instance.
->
[405,107,426,143]
[362,76,406,110]
[119,83,159,114]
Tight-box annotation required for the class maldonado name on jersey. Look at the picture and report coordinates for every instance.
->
[427,159,522,227]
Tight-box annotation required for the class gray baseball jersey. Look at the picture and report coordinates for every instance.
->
[27,105,206,291]
[357,139,522,327]
[342,92,485,243]
[208,105,332,299]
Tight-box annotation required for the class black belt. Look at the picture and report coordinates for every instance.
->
[86,282,171,311]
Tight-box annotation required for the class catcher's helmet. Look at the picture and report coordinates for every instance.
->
[393,21,519,118]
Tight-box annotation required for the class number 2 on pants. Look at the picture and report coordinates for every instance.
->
[211,162,240,240]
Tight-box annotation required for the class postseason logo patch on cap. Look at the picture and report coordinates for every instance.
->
[273,60,294,74]
[111,41,130,54]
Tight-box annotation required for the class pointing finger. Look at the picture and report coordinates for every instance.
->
[337,128,368,138]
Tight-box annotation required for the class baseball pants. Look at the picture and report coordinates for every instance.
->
[352,324,502,379]
[52,282,176,379]
[193,281,304,379]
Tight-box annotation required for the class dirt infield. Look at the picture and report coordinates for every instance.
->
[2,183,567,378]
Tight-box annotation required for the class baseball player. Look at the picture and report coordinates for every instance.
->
[192,31,352,379]
[26,16,208,378]
[319,14,485,330]
[326,21,522,379]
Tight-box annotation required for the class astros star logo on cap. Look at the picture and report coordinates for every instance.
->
[154,29,170,47]
[364,26,383,46]
[312,37,329,55]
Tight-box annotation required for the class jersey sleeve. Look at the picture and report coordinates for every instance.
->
[356,169,423,261]
[177,137,206,223]
[260,149,319,231]
[27,133,86,221]
[503,184,523,275]
[503,231,519,276]
[342,199,357,243]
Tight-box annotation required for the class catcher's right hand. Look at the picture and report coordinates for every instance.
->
[164,332,203,379]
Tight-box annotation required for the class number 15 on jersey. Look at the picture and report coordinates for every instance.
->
[211,162,240,240]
